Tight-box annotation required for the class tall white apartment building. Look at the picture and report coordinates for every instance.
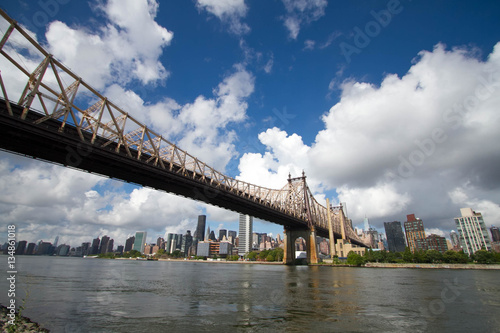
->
[238,214,253,256]
[454,208,491,255]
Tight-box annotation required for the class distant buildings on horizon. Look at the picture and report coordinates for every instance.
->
[238,214,253,255]
[132,231,147,253]
[377,207,498,255]
[3,208,500,257]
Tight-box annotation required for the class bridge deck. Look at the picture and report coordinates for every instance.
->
[0,100,364,243]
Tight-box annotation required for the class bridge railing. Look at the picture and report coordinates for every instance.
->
[0,10,288,201]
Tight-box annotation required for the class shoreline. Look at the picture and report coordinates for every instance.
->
[112,257,284,265]
[362,262,500,270]
[64,257,500,269]
[117,258,500,269]
[0,305,49,332]
[160,258,283,265]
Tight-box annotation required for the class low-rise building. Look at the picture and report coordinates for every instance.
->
[196,241,233,258]
[426,234,448,253]
[335,239,365,258]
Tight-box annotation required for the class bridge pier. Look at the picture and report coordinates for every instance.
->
[283,226,318,265]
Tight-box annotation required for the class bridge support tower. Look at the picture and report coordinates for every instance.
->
[283,226,318,265]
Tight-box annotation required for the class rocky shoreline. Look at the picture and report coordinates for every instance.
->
[0,305,49,332]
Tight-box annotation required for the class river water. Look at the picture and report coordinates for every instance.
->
[1,256,499,332]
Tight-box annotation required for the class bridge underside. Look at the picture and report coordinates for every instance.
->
[0,101,367,252]
[0,102,344,240]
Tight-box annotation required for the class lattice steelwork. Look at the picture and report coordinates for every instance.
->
[0,10,369,247]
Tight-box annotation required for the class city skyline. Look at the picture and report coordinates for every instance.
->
[5,207,499,260]
[1,1,500,246]
[4,208,493,254]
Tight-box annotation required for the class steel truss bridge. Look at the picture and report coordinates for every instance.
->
[0,10,369,262]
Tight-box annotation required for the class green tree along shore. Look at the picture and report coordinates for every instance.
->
[97,247,499,266]
[96,248,285,262]
[345,248,500,267]
[245,248,284,262]
[97,249,143,259]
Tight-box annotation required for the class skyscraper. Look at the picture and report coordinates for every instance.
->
[238,214,253,256]
[228,230,237,244]
[450,231,460,250]
[363,216,371,231]
[206,226,211,241]
[182,230,193,256]
[490,226,500,242]
[219,229,227,241]
[176,234,183,251]
[16,241,27,255]
[209,230,216,242]
[91,237,100,255]
[165,233,174,253]
[404,214,427,253]
[81,242,91,256]
[455,208,492,255]
[384,221,406,252]
[164,233,183,253]
[125,236,135,252]
[157,237,165,249]
[99,235,110,254]
[194,215,206,242]
[107,239,114,253]
[133,231,147,253]
[36,241,52,255]
[191,215,207,255]
[366,229,380,249]
[26,243,35,255]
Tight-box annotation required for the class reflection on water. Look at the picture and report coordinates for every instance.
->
[0,256,499,332]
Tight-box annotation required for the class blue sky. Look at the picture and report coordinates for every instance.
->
[1,0,500,247]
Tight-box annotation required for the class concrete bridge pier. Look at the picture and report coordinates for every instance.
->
[283,226,318,265]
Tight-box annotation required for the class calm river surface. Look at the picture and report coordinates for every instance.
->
[1,256,499,332]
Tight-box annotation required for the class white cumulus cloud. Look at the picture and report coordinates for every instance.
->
[196,0,250,35]
[238,42,500,233]
[281,0,328,39]
[45,0,173,89]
